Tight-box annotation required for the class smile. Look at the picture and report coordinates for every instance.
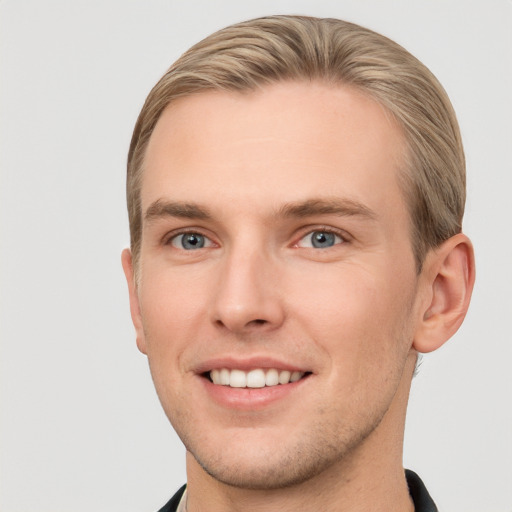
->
[209,368,307,388]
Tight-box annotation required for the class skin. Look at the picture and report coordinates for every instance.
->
[122,81,474,511]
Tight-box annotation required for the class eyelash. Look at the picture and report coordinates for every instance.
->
[293,226,349,248]
[163,229,215,247]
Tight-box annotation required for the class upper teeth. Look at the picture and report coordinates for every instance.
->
[210,368,305,388]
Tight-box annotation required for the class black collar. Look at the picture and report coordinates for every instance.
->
[406,469,438,511]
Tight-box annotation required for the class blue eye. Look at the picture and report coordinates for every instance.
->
[311,231,336,248]
[298,230,343,249]
[171,233,210,250]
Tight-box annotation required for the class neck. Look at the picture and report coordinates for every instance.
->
[185,353,417,512]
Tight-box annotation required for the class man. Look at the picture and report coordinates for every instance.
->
[122,15,474,512]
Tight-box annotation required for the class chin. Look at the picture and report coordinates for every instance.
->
[192,446,338,490]
[182,417,377,491]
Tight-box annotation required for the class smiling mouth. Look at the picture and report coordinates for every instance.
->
[205,368,310,388]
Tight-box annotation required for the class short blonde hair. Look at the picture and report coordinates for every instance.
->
[127,15,465,272]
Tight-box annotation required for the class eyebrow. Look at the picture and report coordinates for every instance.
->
[277,198,377,221]
[144,200,212,223]
[144,197,376,225]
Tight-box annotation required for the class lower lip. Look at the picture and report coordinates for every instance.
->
[200,375,310,410]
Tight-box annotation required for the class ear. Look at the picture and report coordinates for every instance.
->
[413,233,475,353]
[121,248,148,355]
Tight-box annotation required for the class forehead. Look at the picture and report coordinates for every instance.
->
[142,81,407,219]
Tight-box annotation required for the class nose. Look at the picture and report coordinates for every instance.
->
[211,245,285,334]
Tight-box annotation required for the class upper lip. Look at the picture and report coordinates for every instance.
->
[194,356,310,374]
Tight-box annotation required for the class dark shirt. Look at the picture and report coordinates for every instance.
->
[157,469,438,512]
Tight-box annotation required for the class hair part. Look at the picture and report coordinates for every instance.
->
[127,15,465,274]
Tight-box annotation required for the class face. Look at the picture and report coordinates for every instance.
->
[124,81,426,489]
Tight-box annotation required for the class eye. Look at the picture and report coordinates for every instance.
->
[297,230,344,249]
[169,232,214,250]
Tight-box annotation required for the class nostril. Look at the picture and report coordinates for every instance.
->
[214,317,268,331]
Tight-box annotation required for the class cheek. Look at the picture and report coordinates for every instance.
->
[288,262,415,368]
[138,269,210,367]
[137,272,210,416]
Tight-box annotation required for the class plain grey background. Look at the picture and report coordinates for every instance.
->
[1,1,511,511]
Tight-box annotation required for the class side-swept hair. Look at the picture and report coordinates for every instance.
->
[127,15,465,272]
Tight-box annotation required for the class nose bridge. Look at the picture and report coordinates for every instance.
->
[212,238,284,332]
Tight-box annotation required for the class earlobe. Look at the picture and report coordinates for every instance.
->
[413,233,475,353]
[121,248,148,355]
